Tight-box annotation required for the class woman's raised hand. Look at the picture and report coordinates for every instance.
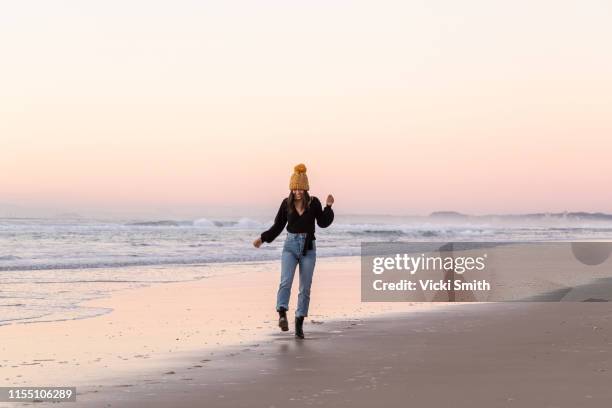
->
[253,237,263,248]
[326,194,334,206]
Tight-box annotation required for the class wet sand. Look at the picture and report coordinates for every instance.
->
[80,302,612,408]
[0,256,435,405]
[3,255,612,407]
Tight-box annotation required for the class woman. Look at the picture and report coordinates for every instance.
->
[253,163,334,339]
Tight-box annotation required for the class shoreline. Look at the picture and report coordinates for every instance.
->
[5,255,611,407]
[1,255,363,327]
[1,256,439,395]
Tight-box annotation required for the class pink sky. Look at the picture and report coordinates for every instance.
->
[1,1,611,216]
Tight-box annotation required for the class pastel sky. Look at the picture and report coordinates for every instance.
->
[1,0,611,217]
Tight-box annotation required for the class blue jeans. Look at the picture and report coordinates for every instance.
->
[276,232,317,317]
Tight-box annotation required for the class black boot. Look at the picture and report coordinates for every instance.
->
[278,307,288,332]
[295,316,305,339]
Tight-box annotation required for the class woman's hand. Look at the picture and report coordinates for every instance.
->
[253,237,263,248]
[326,194,334,207]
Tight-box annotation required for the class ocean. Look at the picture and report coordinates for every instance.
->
[1,214,612,326]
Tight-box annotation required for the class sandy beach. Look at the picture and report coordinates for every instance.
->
[77,302,612,408]
[1,256,434,406]
[2,255,611,407]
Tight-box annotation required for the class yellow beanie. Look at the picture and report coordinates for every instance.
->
[289,163,309,191]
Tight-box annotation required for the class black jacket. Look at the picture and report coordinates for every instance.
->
[260,196,334,254]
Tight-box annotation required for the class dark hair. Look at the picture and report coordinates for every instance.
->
[287,190,311,215]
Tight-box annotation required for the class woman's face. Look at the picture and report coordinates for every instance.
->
[292,189,304,200]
